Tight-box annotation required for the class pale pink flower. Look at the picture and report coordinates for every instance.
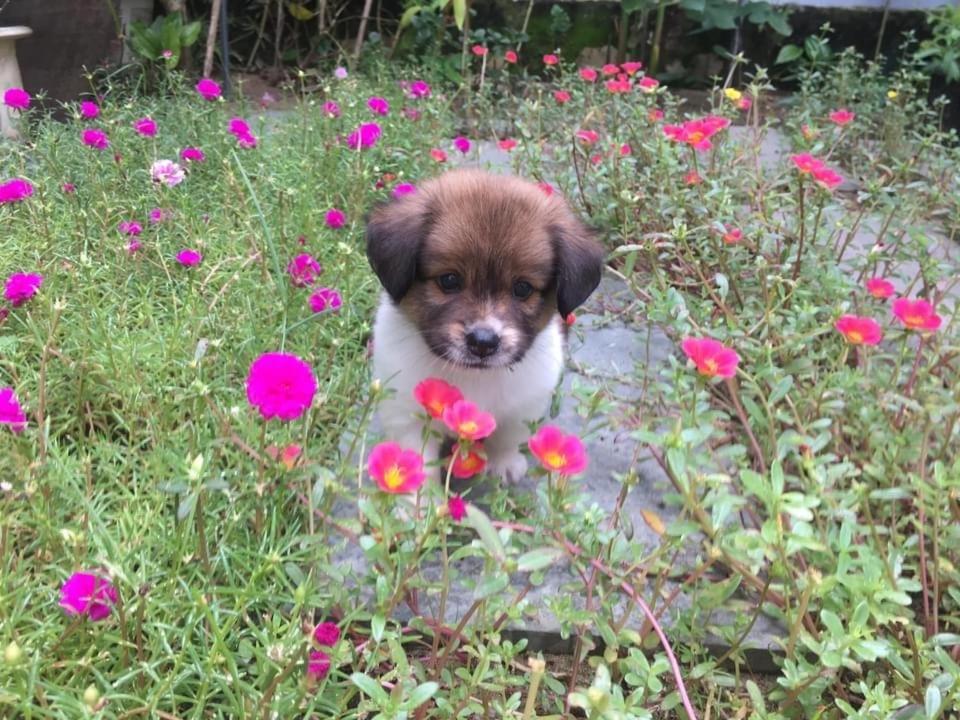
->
[150,159,185,187]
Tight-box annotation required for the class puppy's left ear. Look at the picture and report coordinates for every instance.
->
[551,216,606,317]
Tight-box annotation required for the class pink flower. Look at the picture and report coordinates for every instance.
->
[133,116,157,137]
[538,182,554,196]
[471,45,488,57]
[195,78,222,100]
[393,183,416,197]
[414,377,463,419]
[4,272,42,307]
[801,124,817,140]
[447,495,467,521]
[829,108,855,126]
[246,352,318,422]
[684,170,703,186]
[637,76,660,93]
[59,571,118,621]
[866,277,895,299]
[543,54,559,66]
[402,107,421,121]
[554,90,571,104]
[619,143,632,156]
[347,122,382,149]
[430,148,448,163]
[151,159,185,187]
[579,67,598,82]
[288,253,323,287]
[442,400,496,441]
[453,136,471,154]
[737,95,752,111]
[149,208,167,224]
[228,117,257,148]
[722,226,742,244]
[835,315,883,345]
[3,87,30,110]
[504,50,518,64]
[681,337,739,378]
[307,650,330,681]
[333,66,348,80]
[648,108,664,122]
[790,153,824,174]
[118,220,142,236]
[0,178,34,205]
[323,100,341,118]
[368,442,426,494]
[576,129,599,145]
[313,622,340,647]
[621,61,643,75]
[812,166,843,191]
[308,288,342,313]
[176,249,202,266]
[498,138,517,152]
[367,96,390,116]
[80,101,99,119]
[0,387,27,433]
[62,182,76,194]
[602,64,619,76]
[663,116,730,151]
[605,77,631,94]
[450,446,486,479]
[82,128,109,149]
[528,425,588,477]
[892,298,942,332]
[325,208,346,229]
[126,239,142,255]
[409,80,431,99]
[180,146,205,163]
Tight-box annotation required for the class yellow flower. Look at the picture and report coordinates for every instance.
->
[887,90,898,99]
[724,87,743,102]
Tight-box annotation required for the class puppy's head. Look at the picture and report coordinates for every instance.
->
[366,169,605,368]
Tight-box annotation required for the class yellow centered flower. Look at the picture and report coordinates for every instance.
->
[384,465,404,490]
[704,358,719,375]
[459,420,478,435]
[724,88,742,101]
[847,330,863,343]
[887,90,898,99]
[544,450,566,470]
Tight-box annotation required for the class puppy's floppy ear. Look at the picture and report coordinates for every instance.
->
[550,215,605,317]
[365,198,431,302]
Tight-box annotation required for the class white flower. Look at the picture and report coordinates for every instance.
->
[150,159,185,187]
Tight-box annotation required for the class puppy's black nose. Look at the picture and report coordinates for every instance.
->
[466,327,501,358]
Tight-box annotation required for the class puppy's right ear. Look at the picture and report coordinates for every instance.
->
[365,199,430,302]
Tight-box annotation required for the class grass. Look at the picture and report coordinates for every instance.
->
[2,48,960,719]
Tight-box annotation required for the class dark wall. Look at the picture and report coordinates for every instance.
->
[1,0,123,101]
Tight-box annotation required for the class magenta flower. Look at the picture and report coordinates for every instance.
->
[288,253,323,287]
[180,146,205,163]
[812,166,844,191]
[307,650,331,681]
[80,101,99,119]
[325,208,346,229]
[4,272,43,307]
[59,571,118,621]
[246,352,318,422]
[835,315,883,345]
[82,128,109,149]
[367,96,390,116]
[866,277,895,299]
[0,178,34,205]
[442,400,496,441]
[892,298,942,332]
[528,425,588,477]
[195,78,222,101]
[447,495,467,521]
[308,288,342,313]
[0,387,27,433]
[346,122,381,150]
[151,160,185,187]
[118,220,142,236]
[176,249,202,266]
[313,622,340,647]
[393,183,416,197]
[149,208,166,224]
[133,116,157,137]
[681,337,740,378]
[453,136,471,154]
[126,239,142,255]
[322,100,341,118]
[62,182,76,194]
[828,108,855,126]
[408,80,431,99]
[368,442,426,493]
[3,87,30,110]
[228,117,258,148]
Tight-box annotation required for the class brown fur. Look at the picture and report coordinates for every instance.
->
[366,169,605,368]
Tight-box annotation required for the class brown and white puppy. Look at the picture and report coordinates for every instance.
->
[366,169,605,481]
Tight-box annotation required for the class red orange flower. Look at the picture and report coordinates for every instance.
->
[681,337,739,378]
[892,298,942,332]
[663,116,729,151]
[684,170,703,186]
[543,54,559,66]
[812,166,843,191]
[471,45,488,57]
[790,153,823,173]
[835,315,883,345]
[451,444,487,479]
[722,226,743,244]
[442,400,496,441]
[368,442,426,494]
[866,277,895,299]
[498,138,517,152]
[504,50,518,64]
[528,425,588,477]
[430,148,448,163]
[413,378,463,419]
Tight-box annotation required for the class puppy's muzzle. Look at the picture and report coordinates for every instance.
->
[465,325,501,358]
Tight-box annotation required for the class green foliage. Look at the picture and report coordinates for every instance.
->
[128,12,203,67]
[916,5,960,82]
[680,0,791,35]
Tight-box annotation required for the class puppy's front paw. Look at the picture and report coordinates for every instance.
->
[487,452,528,483]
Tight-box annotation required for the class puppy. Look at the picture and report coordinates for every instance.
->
[366,169,605,481]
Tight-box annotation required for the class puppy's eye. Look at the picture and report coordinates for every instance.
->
[436,273,462,293]
[512,280,534,299]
